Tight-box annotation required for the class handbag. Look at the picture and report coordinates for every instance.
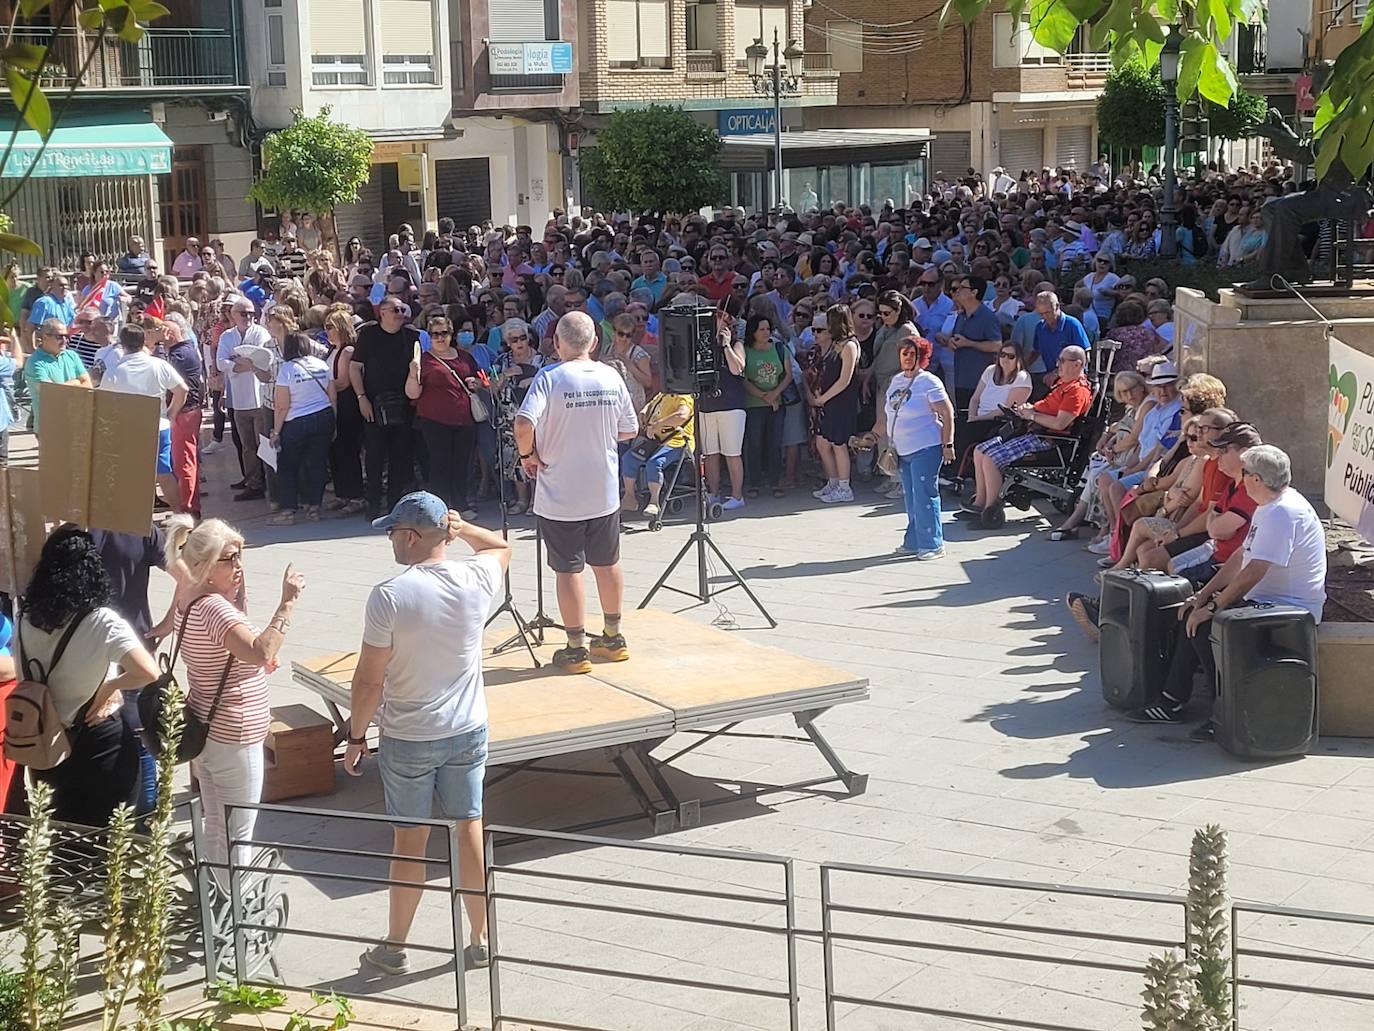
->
[774,344,801,406]
[875,442,900,478]
[1120,488,1166,526]
[430,352,489,423]
[371,390,411,427]
[629,436,659,460]
[138,599,235,765]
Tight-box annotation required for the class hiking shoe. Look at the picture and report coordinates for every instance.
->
[1066,593,1101,643]
[590,633,629,662]
[1126,703,1184,724]
[552,646,592,674]
[361,943,408,975]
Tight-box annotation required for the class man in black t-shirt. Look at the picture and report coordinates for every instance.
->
[349,299,421,518]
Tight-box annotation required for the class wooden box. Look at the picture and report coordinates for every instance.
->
[261,704,337,802]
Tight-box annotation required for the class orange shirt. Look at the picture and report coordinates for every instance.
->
[1033,375,1093,421]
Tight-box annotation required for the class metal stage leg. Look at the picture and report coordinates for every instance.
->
[608,748,676,835]
[795,710,869,795]
[631,742,700,830]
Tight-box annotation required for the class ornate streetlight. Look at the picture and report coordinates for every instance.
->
[746,29,804,212]
[1158,26,1183,259]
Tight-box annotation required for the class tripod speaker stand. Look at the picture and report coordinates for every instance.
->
[483,383,543,667]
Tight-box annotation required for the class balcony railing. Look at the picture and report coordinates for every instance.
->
[8,27,242,90]
[1064,51,1112,74]
[686,50,722,74]
[803,51,834,72]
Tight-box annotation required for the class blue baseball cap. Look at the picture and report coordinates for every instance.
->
[372,491,448,532]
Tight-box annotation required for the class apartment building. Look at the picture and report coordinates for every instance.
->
[1,0,254,271]
[802,2,1110,186]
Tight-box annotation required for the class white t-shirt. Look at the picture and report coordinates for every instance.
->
[973,365,1033,418]
[362,555,503,741]
[99,350,186,430]
[93,342,123,378]
[884,371,949,456]
[16,607,142,727]
[275,356,332,421]
[518,358,637,521]
[1079,271,1121,318]
[1242,488,1327,622]
[217,323,273,409]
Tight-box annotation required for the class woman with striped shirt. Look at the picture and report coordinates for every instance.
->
[165,518,305,878]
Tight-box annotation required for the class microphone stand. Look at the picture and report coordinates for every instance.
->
[483,378,541,667]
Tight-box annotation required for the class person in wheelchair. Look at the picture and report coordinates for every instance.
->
[620,390,694,521]
[961,345,1093,526]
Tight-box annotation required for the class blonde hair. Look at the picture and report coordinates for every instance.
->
[324,308,356,345]
[266,308,299,334]
[164,516,244,589]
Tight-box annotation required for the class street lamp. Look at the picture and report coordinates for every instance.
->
[1158,26,1183,259]
[746,28,804,212]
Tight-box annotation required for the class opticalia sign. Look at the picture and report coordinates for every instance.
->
[488,41,573,75]
[718,108,777,136]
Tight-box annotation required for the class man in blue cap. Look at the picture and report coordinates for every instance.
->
[345,492,510,976]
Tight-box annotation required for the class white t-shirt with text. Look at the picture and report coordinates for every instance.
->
[518,358,637,521]
[1242,487,1327,622]
[276,356,332,421]
[362,555,503,741]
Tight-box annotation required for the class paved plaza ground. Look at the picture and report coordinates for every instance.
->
[78,437,1374,1030]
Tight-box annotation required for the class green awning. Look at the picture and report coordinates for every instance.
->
[1,116,172,178]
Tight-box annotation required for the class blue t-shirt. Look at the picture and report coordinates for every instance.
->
[1137,395,1183,458]
[951,304,1004,391]
[1033,314,1090,370]
[27,294,75,328]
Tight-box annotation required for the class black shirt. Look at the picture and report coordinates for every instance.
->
[698,343,747,411]
[352,323,420,398]
[133,277,159,305]
[19,284,42,316]
[89,525,165,641]
[166,338,204,409]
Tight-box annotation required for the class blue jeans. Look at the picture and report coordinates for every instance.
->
[378,725,488,823]
[277,407,335,510]
[899,444,943,552]
[621,443,684,484]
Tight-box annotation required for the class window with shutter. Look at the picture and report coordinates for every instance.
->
[734,2,787,66]
[310,0,369,85]
[489,0,547,41]
[607,0,671,68]
[380,0,437,84]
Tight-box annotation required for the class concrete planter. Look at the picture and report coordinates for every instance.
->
[1319,621,1374,738]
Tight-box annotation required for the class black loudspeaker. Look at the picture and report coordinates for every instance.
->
[1211,604,1318,761]
[658,305,718,394]
[1099,569,1193,710]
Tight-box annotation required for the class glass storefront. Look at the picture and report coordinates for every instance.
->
[782,159,926,211]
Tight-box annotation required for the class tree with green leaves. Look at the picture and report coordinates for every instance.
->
[0,0,170,267]
[579,105,727,214]
[248,108,374,259]
[942,0,1374,180]
[1204,86,1267,142]
[1096,61,1167,153]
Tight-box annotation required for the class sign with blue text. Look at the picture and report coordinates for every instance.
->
[488,41,573,75]
[718,108,777,136]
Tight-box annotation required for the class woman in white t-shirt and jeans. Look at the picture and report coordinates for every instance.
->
[166,518,304,880]
[270,331,336,524]
[17,526,160,826]
[959,342,1033,459]
[875,336,956,560]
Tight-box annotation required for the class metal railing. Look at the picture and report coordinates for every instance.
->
[1064,51,1112,74]
[686,49,723,73]
[803,51,834,72]
[1232,901,1374,1028]
[819,861,1191,1031]
[5,26,243,90]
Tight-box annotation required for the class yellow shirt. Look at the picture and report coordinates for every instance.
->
[644,392,694,450]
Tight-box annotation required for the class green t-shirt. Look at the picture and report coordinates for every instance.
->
[743,343,788,408]
[23,347,86,433]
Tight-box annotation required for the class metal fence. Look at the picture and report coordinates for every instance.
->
[6,27,242,90]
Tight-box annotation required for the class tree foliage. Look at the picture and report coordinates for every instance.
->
[249,108,375,218]
[579,106,727,214]
[1096,61,1167,152]
[943,0,1374,178]
[1204,86,1266,141]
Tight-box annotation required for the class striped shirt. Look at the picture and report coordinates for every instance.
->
[179,593,271,746]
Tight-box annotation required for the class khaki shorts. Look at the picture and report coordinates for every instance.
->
[698,409,747,457]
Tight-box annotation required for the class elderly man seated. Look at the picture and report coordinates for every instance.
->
[1129,444,1326,738]
[960,345,1094,526]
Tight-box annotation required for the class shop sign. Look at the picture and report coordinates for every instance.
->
[718,107,776,136]
[489,41,573,75]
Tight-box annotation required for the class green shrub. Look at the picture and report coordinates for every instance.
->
[1116,256,1258,301]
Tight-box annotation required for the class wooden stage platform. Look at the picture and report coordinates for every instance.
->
[292,610,870,832]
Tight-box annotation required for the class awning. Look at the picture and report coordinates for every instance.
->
[1,111,172,178]
[721,128,932,151]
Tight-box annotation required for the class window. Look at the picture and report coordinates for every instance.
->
[607,0,669,69]
[311,0,369,86]
[686,0,717,53]
[265,0,287,87]
[992,13,1060,67]
[735,2,788,67]
[380,0,437,84]
[489,0,558,41]
[824,18,862,72]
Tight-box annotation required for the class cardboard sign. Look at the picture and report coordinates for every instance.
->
[37,382,158,536]
[1326,335,1374,542]
[0,467,45,597]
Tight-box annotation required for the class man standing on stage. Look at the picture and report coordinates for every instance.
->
[515,310,638,673]
[346,493,510,976]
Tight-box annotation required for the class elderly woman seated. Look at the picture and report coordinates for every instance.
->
[960,345,1093,526]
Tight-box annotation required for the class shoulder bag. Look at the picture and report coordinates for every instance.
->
[5,610,93,770]
[774,343,802,406]
[138,597,234,765]
[429,351,490,423]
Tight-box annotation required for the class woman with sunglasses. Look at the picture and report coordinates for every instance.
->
[1078,251,1121,323]
[962,342,1032,456]
[807,305,862,504]
[406,315,482,518]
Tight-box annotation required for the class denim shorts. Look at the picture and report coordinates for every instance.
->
[156,426,172,475]
[378,725,488,823]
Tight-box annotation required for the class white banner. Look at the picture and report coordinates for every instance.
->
[1326,335,1374,542]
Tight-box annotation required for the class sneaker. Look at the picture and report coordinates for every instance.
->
[813,481,836,499]
[1097,557,1116,569]
[590,633,629,662]
[822,484,853,503]
[882,482,906,500]
[721,496,746,511]
[230,479,247,491]
[1086,538,1112,556]
[1126,703,1184,724]
[552,646,592,674]
[643,502,660,519]
[893,544,917,556]
[233,489,265,502]
[463,944,490,970]
[202,440,223,455]
[1187,721,1216,743]
[361,943,409,975]
[916,547,945,561]
[1066,593,1100,643]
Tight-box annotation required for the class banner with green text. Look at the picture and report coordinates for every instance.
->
[1326,335,1374,542]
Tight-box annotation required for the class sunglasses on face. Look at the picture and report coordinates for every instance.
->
[878,308,896,317]
[431,330,451,337]
[505,333,528,343]
[854,311,875,319]
[999,351,1018,359]
[217,551,243,566]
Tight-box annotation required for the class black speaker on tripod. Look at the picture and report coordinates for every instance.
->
[1099,569,1193,710]
[1210,604,1318,761]
[658,304,719,394]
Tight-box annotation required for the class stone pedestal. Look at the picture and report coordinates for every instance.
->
[1174,288,1374,498]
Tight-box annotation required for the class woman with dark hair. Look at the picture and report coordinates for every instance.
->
[323,309,365,516]
[17,525,158,826]
[807,305,861,503]
[741,312,792,498]
[874,336,955,559]
[867,289,917,399]
[405,314,481,517]
[343,237,365,272]
[270,331,336,524]
[961,340,1033,457]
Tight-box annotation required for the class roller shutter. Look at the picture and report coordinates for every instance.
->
[435,157,492,229]
[929,133,971,181]
[1056,124,1092,173]
[332,174,385,255]
[998,127,1043,176]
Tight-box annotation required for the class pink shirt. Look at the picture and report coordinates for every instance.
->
[179,594,272,745]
